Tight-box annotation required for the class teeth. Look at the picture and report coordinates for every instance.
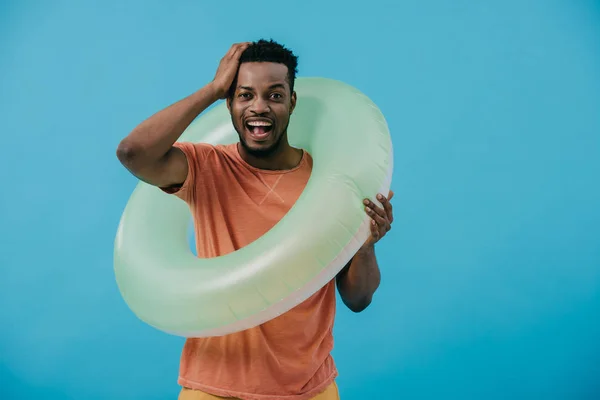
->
[247,121,272,127]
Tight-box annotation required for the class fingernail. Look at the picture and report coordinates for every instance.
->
[377,194,383,200]
[364,199,370,205]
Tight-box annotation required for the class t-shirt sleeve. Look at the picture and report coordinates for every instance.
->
[159,142,215,204]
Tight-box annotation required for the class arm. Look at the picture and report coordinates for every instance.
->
[336,245,380,312]
[336,191,394,312]
[116,84,220,187]
[116,42,250,187]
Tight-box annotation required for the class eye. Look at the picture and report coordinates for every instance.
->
[270,92,283,100]
[238,92,252,99]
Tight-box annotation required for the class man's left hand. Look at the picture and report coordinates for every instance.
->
[362,190,394,248]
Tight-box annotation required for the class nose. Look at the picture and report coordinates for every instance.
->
[250,96,270,114]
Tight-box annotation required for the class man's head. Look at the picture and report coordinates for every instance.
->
[227,39,299,158]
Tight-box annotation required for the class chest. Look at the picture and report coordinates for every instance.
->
[194,168,306,250]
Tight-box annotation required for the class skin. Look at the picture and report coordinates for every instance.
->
[337,190,394,312]
[116,42,394,313]
[226,61,302,171]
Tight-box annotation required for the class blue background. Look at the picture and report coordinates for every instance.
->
[1,0,600,399]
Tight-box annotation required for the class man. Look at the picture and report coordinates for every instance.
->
[116,39,394,400]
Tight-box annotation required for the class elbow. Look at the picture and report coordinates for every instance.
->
[336,267,380,313]
[344,295,373,313]
[116,139,142,168]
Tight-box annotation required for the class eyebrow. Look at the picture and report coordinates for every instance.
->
[238,83,286,91]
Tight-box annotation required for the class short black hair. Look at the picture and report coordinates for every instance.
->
[229,39,299,98]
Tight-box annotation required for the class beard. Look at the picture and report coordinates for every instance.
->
[233,117,290,158]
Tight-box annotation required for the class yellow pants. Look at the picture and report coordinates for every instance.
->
[178,381,340,400]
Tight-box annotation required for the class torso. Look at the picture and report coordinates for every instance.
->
[166,142,338,400]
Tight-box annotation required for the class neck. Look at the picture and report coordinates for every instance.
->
[237,140,303,171]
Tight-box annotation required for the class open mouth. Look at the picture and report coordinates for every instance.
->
[245,119,273,140]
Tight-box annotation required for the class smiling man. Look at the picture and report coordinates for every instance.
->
[116,39,394,400]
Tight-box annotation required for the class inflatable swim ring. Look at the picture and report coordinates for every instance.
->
[114,77,393,337]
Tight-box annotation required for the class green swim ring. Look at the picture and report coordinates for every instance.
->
[114,77,393,337]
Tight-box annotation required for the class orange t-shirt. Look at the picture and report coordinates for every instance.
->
[162,142,338,400]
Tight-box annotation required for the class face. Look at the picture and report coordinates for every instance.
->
[227,62,296,158]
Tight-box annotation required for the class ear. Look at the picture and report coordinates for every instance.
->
[226,96,232,113]
[290,91,297,115]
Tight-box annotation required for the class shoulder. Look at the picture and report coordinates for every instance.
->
[173,142,239,164]
[173,142,216,159]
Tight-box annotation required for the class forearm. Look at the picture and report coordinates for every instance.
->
[336,245,381,312]
[118,83,220,163]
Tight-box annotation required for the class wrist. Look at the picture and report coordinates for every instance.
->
[356,242,375,257]
[205,81,227,100]
[187,83,222,112]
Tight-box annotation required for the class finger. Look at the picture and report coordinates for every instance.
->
[388,190,394,200]
[366,205,387,227]
[232,43,250,60]
[235,41,251,51]
[227,42,249,58]
[364,199,387,221]
[226,43,241,57]
[234,42,250,50]
[369,195,388,218]
[377,214,391,233]
[228,45,244,59]
[369,197,392,233]
[370,220,380,239]
[376,193,393,223]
